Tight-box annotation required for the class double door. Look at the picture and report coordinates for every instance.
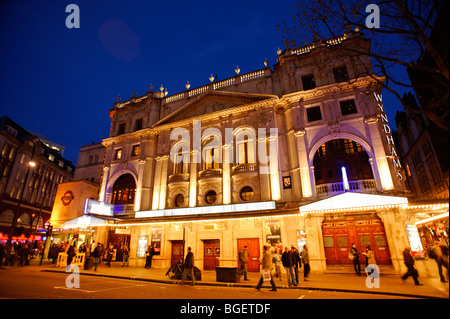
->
[322,214,391,265]
[203,240,220,270]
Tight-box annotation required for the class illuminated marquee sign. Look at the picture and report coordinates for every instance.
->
[135,201,276,218]
[84,199,115,217]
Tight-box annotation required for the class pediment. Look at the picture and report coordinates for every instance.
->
[154,90,276,127]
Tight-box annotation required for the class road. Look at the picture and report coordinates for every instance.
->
[0,267,414,300]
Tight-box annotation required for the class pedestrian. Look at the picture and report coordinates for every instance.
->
[291,246,301,284]
[238,245,250,281]
[105,244,113,267]
[122,245,129,267]
[181,247,195,286]
[363,245,377,275]
[0,243,4,266]
[350,243,361,276]
[93,243,103,271]
[281,247,297,287]
[401,246,422,286]
[429,241,449,282]
[273,249,282,281]
[301,244,310,280]
[18,243,26,267]
[67,244,76,266]
[255,246,277,291]
[145,245,154,268]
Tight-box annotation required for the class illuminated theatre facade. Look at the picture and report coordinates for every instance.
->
[88,31,446,274]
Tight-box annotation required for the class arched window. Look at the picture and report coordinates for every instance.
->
[234,128,256,165]
[0,209,15,223]
[112,174,136,205]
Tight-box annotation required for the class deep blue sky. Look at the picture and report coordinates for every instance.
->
[0,0,405,165]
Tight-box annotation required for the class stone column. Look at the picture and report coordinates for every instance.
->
[295,129,314,198]
[152,157,163,210]
[189,150,198,207]
[159,156,169,209]
[305,214,326,273]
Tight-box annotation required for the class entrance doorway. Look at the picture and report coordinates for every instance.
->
[322,213,391,265]
[170,240,184,266]
[237,238,260,272]
[107,230,130,261]
[203,239,220,270]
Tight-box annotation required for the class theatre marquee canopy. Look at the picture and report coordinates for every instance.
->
[135,201,276,218]
[299,192,409,214]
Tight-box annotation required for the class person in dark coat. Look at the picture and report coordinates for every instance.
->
[67,244,76,266]
[92,243,103,271]
[350,243,361,276]
[145,245,154,269]
[181,247,195,285]
[401,246,422,285]
[291,246,301,283]
[281,247,297,286]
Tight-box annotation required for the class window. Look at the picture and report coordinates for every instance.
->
[237,139,255,165]
[118,123,126,135]
[333,66,349,83]
[240,186,254,201]
[205,190,217,205]
[306,106,322,122]
[132,145,140,157]
[135,118,143,131]
[115,149,122,160]
[302,74,316,90]
[340,99,357,115]
[174,194,184,207]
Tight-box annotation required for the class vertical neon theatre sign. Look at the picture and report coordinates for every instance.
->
[374,93,403,181]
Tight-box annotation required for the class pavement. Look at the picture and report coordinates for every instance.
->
[23,260,449,299]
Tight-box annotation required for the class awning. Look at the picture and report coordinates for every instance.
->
[299,192,408,214]
[63,214,122,228]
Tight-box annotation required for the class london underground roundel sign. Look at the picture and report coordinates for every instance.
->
[61,190,74,206]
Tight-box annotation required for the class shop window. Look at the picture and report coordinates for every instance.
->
[306,106,322,122]
[340,99,357,116]
[205,190,217,205]
[240,186,254,201]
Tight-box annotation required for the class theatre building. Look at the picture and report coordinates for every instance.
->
[56,30,448,275]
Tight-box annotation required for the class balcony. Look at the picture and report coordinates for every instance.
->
[168,173,190,183]
[316,179,377,197]
[232,163,258,175]
[198,169,222,180]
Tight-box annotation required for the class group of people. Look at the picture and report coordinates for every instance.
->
[348,243,377,276]
[0,241,43,267]
[238,244,310,292]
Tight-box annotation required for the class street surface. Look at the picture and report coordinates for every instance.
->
[0,267,414,299]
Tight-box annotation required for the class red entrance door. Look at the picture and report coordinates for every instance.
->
[203,240,220,270]
[237,238,260,272]
[322,214,391,265]
[171,240,184,266]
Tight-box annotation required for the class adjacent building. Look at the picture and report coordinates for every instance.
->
[0,116,75,242]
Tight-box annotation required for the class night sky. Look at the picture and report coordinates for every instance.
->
[0,0,405,165]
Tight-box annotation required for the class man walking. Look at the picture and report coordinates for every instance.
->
[255,246,277,291]
[401,246,422,286]
[238,245,250,281]
[350,243,361,276]
[181,247,195,286]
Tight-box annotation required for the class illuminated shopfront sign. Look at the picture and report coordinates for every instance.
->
[405,224,426,257]
[84,199,115,217]
[135,201,276,218]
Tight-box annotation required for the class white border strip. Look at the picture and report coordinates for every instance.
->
[135,201,276,218]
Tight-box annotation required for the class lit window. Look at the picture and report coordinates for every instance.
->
[115,149,122,160]
[132,145,140,157]
[240,186,254,201]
